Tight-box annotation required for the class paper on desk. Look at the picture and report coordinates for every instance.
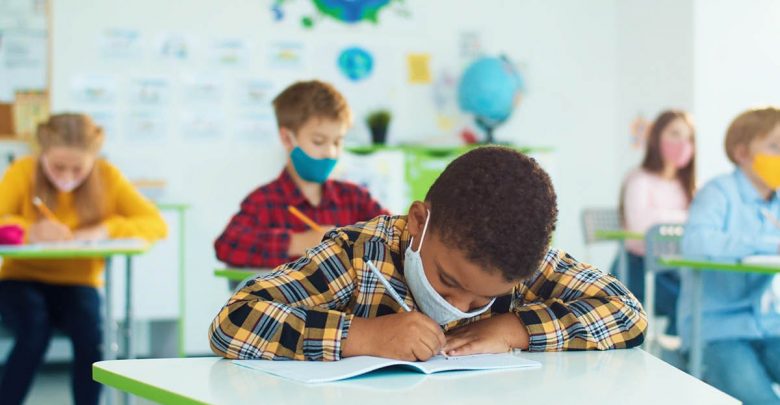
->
[233,353,541,384]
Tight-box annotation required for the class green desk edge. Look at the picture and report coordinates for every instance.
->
[660,257,780,275]
[93,364,208,405]
[594,230,644,241]
[346,144,554,156]
[0,245,150,259]
[214,268,266,282]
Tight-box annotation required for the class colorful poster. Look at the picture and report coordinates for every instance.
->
[155,32,192,61]
[180,109,223,139]
[234,112,276,142]
[128,78,170,106]
[236,79,274,108]
[268,41,305,69]
[70,74,117,104]
[125,110,167,141]
[407,53,431,84]
[100,28,142,59]
[180,74,223,105]
[210,38,249,67]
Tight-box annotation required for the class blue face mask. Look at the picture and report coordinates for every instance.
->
[288,134,338,184]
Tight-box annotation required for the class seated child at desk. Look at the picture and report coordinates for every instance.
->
[614,110,696,335]
[0,114,167,405]
[681,106,780,404]
[209,146,647,361]
[214,80,388,270]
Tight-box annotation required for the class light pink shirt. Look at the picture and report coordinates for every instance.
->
[622,168,689,255]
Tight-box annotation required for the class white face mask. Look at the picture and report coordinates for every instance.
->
[42,157,86,193]
[404,210,495,325]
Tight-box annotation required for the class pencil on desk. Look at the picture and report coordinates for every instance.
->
[287,206,324,232]
[32,197,59,222]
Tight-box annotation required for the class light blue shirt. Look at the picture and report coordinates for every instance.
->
[679,168,780,349]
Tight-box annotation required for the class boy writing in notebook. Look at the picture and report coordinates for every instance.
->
[214,80,388,269]
[209,147,647,360]
[680,107,780,404]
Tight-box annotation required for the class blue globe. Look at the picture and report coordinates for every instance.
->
[457,56,524,141]
[337,47,373,81]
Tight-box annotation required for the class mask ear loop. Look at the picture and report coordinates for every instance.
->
[409,209,431,254]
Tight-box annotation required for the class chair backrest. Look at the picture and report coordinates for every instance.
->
[644,223,685,273]
[580,208,621,245]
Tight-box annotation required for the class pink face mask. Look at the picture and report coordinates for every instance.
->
[660,138,694,169]
[41,156,88,193]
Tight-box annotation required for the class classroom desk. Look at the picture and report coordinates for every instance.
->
[93,349,736,405]
[593,230,644,283]
[658,256,780,379]
[0,241,151,362]
[213,268,271,282]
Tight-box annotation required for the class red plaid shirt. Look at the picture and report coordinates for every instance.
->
[214,169,389,268]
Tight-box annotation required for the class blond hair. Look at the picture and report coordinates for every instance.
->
[272,80,352,132]
[725,106,780,163]
[35,113,106,226]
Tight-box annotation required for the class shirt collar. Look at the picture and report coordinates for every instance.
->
[734,168,780,204]
[278,167,341,208]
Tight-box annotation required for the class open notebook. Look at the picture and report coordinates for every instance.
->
[233,353,541,383]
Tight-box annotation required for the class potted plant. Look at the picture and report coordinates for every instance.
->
[365,109,391,145]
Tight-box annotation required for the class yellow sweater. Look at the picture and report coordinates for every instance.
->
[0,156,168,287]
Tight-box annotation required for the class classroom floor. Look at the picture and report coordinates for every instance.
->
[4,363,154,405]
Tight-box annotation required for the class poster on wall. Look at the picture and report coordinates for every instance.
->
[268,41,306,69]
[0,28,47,101]
[70,74,118,104]
[180,109,223,139]
[100,28,143,59]
[155,31,193,62]
[210,38,249,67]
[180,73,224,105]
[127,77,171,106]
[125,110,167,141]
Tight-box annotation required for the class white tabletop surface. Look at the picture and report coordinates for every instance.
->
[94,349,737,405]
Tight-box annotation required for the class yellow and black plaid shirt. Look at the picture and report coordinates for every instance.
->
[209,215,647,361]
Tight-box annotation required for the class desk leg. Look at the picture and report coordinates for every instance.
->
[643,270,656,354]
[690,268,703,379]
[103,257,116,405]
[123,255,134,405]
[125,255,134,360]
[618,242,629,286]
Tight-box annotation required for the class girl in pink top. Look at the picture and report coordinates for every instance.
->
[614,110,696,335]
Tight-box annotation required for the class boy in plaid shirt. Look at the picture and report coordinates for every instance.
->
[214,80,388,269]
[210,147,647,361]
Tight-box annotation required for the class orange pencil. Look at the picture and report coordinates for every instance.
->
[287,206,323,232]
[32,197,59,222]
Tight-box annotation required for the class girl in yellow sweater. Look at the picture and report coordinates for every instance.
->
[0,114,167,405]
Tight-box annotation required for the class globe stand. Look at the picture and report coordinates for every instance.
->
[475,117,498,144]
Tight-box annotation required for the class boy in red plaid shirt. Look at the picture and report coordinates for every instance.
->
[214,81,388,269]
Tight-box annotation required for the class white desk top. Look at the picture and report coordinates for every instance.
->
[93,350,736,405]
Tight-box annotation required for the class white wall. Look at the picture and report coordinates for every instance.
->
[50,0,627,354]
[692,0,780,183]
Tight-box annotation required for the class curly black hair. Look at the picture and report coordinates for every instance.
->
[425,146,558,281]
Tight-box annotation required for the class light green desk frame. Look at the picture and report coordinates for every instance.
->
[157,203,190,358]
[213,268,269,282]
[592,230,644,284]
[658,256,780,378]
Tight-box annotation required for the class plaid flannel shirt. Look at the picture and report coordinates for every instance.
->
[209,215,647,360]
[214,169,388,268]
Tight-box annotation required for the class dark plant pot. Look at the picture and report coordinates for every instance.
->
[370,127,388,145]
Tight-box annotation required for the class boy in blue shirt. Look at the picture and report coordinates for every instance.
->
[681,106,780,404]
